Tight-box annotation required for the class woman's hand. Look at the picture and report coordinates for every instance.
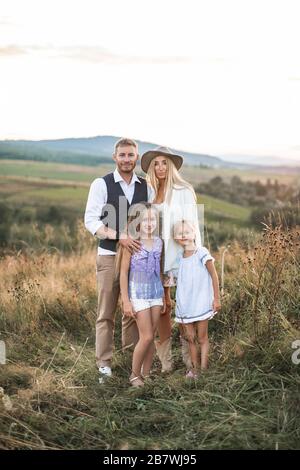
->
[161,297,167,315]
[123,300,136,318]
[213,298,221,313]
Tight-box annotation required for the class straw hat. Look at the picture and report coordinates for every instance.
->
[141,146,183,173]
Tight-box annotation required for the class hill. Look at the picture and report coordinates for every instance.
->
[0,136,249,169]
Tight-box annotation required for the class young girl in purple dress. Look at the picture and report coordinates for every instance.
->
[119,203,165,387]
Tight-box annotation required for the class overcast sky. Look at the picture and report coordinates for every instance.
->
[1,0,300,160]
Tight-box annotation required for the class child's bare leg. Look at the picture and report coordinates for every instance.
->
[142,306,162,376]
[131,309,153,381]
[157,286,172,343]
[183,323,199,371]
[197,320,209,370]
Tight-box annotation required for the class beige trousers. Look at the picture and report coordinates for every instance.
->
[95,255,139,368]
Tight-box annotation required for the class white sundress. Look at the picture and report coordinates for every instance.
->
[175,246,215,324]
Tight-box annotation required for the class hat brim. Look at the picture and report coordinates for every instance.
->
[141,150,183,173]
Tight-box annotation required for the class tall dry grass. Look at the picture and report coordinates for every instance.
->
[0,247,97,336]
[0,222,299,449]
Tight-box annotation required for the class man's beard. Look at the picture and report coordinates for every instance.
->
[119,164,135,173]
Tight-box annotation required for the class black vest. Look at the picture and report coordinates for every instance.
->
[99,172,148,252]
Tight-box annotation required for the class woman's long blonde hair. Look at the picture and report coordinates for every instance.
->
[146,156,196,204]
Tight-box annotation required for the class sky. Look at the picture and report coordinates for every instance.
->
[0,0,300,161]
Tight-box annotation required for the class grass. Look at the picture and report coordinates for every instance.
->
[7,186,89,209]
[198,194,252,229]
[1,158,300,187]
[0,224,299,449]
[0,174,253,230]
[0,159,299,449]
[0,327,299,450]
[0,159,113,182]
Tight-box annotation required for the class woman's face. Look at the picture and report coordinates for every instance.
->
[153,156,168,181]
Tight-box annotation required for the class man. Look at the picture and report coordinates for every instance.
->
[84,138,153,383]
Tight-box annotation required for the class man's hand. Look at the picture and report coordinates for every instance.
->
[119,233,141,254]
[122,300,136,318]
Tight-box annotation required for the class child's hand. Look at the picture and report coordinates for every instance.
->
[213,298,221,313]
[123,301,136,318]
[161,298,166,315]
[161,298,172,316]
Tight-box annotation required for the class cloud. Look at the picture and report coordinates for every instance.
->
[0,45,27,56]
[56,45,193,64]
[0,43,192,64]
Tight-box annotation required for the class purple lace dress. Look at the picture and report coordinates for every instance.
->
[129,237,164,300]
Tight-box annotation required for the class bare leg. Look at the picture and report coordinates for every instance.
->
[142,306,162,376]
[182,322,199,372]
[179,323,193,369]
[197,320,209,370]
[131,308,153,382]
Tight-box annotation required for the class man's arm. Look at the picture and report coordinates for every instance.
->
[84,178,108,238]
[84,177,141,252]
[120,248,135,318]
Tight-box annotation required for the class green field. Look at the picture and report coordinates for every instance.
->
[0,159,112,182]
[198,194,251,225]
[0,164,253,228]
[1,158,300,185]
[1,158,299,240]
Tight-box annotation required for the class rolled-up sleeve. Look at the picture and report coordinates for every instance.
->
[84,178,107,236]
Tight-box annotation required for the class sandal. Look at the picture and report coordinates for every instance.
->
[129,375,144,387]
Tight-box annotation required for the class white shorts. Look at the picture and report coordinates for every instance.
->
[130,298,164,313]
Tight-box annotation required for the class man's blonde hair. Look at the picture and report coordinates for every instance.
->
[114,138,138,153]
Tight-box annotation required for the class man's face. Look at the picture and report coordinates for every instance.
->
[113,145,139,174]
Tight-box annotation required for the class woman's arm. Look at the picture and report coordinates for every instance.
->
[119,249,135,318]
[206,260,221,312]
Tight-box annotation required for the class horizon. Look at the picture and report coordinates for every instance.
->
[2,133,300,166]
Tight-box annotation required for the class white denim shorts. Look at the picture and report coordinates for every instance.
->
[130,298,164,313]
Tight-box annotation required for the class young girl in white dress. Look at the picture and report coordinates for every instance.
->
[173,220,221,378]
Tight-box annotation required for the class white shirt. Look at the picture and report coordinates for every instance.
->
[84,168,154,255]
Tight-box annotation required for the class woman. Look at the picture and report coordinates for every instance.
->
[141,146,201,372]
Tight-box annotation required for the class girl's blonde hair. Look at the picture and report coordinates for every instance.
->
[114,203,162,279]
[146,156,196,204]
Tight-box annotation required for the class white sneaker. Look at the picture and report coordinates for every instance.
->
[98,366,112,384]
